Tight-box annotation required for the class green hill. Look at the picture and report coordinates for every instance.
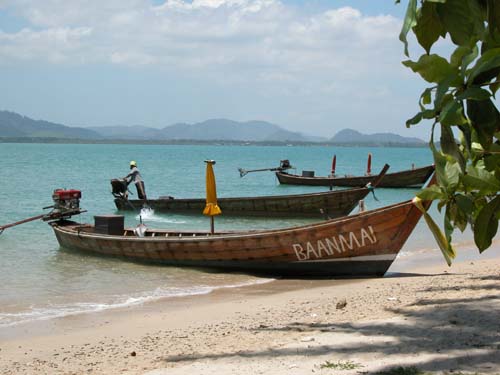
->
[0,111,100,139]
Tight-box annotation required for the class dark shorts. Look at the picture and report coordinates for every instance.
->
[135,181,146,200]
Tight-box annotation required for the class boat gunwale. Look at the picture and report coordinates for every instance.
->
[53,197,418,242]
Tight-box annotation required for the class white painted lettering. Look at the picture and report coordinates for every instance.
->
[325,237,341,254]
[338,234,351,252]
[306,242,319,259]
[369,225,377,242]
[293,244,307,261]
[360,228,375,245]
[316,240,329,257]
[291,226,378,261]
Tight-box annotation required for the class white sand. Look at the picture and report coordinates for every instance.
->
[1,247,499,374]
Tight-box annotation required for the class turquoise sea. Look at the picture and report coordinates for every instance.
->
[0,143,464,328]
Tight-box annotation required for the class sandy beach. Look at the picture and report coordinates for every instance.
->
[1,243,499,375]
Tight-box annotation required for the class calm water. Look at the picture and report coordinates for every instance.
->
[0,143,458,327]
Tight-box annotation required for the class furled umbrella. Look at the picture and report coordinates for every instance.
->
[203,160,222,234]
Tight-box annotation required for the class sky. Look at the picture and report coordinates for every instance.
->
[0,0,434,139]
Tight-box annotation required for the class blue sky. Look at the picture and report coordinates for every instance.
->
[0,0,431,139]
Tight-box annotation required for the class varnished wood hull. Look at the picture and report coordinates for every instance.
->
[51,198,428,277]
[114,187,373,218]
[276,165,434,188]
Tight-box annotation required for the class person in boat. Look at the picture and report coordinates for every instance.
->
[125,161,147,200]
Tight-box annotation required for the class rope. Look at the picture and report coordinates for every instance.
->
[367,185,379,201]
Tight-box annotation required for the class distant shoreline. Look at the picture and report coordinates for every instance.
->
[0,137,428,148]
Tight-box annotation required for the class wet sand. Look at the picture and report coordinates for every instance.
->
[0,242,499,374]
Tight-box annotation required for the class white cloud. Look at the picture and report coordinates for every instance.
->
[0,27,92,62]
[0,1,401,76]
[0,0,416,137]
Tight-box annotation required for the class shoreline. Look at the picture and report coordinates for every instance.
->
[1,243,499,374]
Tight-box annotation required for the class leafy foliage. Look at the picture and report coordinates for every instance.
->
[398,0,500,260]
[319,360,363,370]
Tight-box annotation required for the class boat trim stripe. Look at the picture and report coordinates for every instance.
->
[294,254,397,263]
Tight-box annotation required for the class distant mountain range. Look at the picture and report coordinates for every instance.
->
[0,110,426,146]
[330,129,426,146]
[88,119,323,142]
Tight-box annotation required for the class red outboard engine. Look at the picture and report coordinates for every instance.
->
[43,189,83,221]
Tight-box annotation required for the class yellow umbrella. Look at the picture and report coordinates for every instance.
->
[203,160,221,233]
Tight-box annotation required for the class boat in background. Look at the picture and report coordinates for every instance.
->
[276,162,434,188]
[111,165,390,218]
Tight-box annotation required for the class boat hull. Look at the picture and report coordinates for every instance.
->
[276,165,434,188]
[52,198,427,277]
[114,187,372,218]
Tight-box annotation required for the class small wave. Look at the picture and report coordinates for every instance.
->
[135,208,187,224]
[0,278,274,328]
[138,206,155,218]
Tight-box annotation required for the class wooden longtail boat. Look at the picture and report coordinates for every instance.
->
[112,165,390,218]
[276,164,434,188]
[50,189,432,277]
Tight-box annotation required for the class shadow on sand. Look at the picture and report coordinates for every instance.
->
[161,280,499,373]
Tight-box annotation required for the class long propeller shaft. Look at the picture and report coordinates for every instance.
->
[0,214,46,234]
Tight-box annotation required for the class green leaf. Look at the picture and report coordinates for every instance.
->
[406,111,423,128]
[399,0,418,57]
[426,207,456,265]
[482,26,500,52]
[422,109,437,119]
[445,161,461,189]
[421,88,432,106]
[454,208,469,232]
[413,2,445,54]
[440,123,466,172]
[490,74,500,95]
[474,196,500,251]
[463,164,500,193]
[437,0,484,46]
[484,152,500,172]
[471,142,484,152]
[466,98,500,146]
[430,124,450,188]
[451,46,473,69]
[482,143,500,172]
[468,48,500,84]
[455,194,474,215]
[417,185,446,200]
[439,99,467,125]
[413,196,456,266]
[435,77,454,107]
[444,205,455,244]
[462,45,479,73]
[456,87,492,101]
[403,54,458,84]
[487,0,500,35]
[458,124,473,154]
